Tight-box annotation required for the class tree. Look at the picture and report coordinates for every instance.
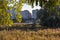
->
[1,0,60,27]
[0,0,23,26]
[25,0,60,27]
[25,0,60,12]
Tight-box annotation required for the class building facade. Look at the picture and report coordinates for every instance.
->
[8,8,38,22]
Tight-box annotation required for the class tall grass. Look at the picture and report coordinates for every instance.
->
[0,24,60,40]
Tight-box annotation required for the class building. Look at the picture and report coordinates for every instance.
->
[8,8,16,19]
[20,10,32,20]
[32,9,38,19]
[8,8,38,23]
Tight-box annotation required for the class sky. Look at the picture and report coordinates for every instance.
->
[8,0,41,13]
[15,0,41,13]
[21,3,41,13]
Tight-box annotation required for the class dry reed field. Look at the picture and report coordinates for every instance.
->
[0,24,60,40]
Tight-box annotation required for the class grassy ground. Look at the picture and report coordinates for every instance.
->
[0,24,60,40]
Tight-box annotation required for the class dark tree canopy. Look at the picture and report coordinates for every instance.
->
[0,0,60,27]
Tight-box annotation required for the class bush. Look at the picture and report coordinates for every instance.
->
[37,8,60,27]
